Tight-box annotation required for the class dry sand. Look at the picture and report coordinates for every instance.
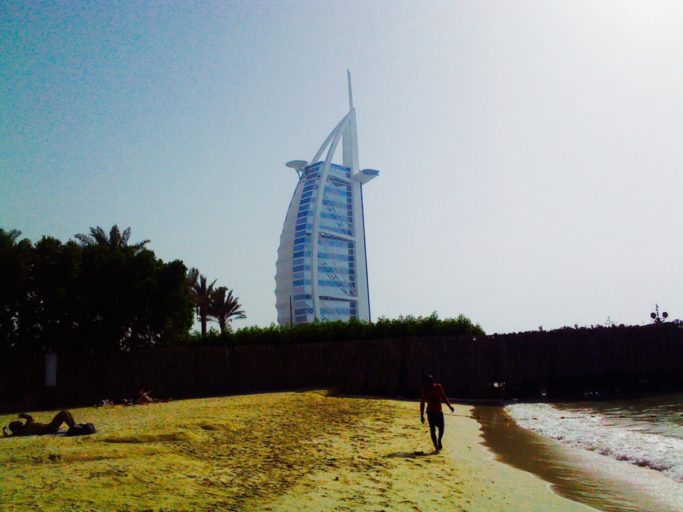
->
[0,391,592,511]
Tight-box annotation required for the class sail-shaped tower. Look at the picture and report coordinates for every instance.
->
[275,72,379,325]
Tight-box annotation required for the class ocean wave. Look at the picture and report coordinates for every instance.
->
[506,403,683,483]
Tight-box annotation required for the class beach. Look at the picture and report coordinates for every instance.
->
[0,391,589,511]
[485,395,683,512]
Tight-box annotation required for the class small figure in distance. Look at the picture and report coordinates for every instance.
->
[3,410,76,437]
[135,388,168,405]
[420,374,454,452]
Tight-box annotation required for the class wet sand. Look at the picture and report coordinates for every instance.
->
[0,391,590,511]
[476,405,683,512]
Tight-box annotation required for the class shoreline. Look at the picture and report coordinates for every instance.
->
[475,404,682,512]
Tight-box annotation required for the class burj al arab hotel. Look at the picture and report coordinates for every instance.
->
[275,72,379,325]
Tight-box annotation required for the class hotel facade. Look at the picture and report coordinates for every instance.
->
[275,73,379,325]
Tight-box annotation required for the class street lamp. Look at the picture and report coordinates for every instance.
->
[650,304,669,323]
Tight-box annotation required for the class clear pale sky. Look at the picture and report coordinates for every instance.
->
[2,1,681,333]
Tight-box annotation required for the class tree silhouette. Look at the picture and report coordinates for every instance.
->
[209,287,246,332]
[1,226,193,350]
[0,228,22,246]
[190,272,216,337]
[75,225,150,252]
[0,229,32,348]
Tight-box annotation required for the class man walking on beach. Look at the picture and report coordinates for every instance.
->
[420,374,454,452]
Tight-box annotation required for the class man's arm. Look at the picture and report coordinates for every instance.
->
[420,396,426,424]
[18,413,34,424]
[439,385,454,412]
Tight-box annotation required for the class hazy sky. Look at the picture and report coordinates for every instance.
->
[2,1,681,333]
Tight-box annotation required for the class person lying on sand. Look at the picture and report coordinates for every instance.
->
[420,374,454,452]
[135,388,168,405]
[95,391,167,407]
[3,410,76,437]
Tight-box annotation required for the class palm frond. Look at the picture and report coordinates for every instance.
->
[130,239,150,251]
[0,228,23,247]
[208,286,246,331]
[90,226,109,246]
[74,225,149,252]
[187,268,199,287]
[74,233,93,246]
[109,225,122,249]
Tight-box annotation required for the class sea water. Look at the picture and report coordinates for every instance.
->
[505,393,683,510]
[506,394,683,483]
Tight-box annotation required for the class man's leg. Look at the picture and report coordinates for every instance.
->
[436,413,445,450]
[427,413,439,450]
[429,423,438,450]
[63,410,76,428]
[47,410,75,433]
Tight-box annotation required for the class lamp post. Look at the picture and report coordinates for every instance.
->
[650,304,669,323]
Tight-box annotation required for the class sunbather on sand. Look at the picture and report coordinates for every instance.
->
[3,410,76,437]
[135,388,167,404]
[96,391,166,406]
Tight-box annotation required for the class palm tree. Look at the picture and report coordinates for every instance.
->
[190,273,216,336]
[208,287,246,333]
[75,225,149,252]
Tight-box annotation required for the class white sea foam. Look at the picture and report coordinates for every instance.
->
[506,403,683,483]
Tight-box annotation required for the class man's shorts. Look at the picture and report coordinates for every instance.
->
[427,411,444,429]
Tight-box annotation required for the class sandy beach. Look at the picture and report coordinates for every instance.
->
[0,391,590,511]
